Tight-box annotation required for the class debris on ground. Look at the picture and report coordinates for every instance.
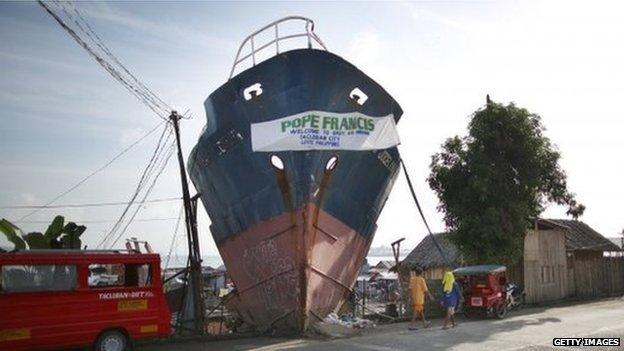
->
[323,313,376,329]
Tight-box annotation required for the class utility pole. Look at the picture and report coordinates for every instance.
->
[169,111,205,334]
[391,237,405,318]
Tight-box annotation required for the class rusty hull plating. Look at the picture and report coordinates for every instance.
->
[188,46,402,333]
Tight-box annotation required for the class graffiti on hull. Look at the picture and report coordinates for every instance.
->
[242,238,299,312]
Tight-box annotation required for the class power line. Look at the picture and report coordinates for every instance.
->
[106,140,177,249]
[14,217,179,224]
[165,204,185,270]
[400,158,452,268]
[36,1,185,250]
[17,121,167,221]
[64,1,173,113]
[97,127,176,249]
[97,125,173,248]
[37,1,171,120]
[0,197,180,210]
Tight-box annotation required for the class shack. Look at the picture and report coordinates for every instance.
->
[400,232,462,279]
[400,219,624,305]
[539,219,624,299]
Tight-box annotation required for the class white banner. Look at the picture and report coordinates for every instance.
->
[251,110,400,151]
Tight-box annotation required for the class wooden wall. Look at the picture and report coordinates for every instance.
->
[566,253,576,297]
[571,250,624,298]
[423,266,447,280]
[603,256,624,295]
[523,229,568,304]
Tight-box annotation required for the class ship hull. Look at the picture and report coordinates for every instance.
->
[219,203,371,333]
[188,48,402,333]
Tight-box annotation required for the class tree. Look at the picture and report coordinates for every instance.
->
[0,216,86,250]
[427,99,584,265]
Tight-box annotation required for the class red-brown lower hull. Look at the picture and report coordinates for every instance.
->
[217,203,372,333]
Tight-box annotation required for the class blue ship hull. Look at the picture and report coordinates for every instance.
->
[188,49,402,333]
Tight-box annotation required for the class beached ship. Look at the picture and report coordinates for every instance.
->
[188,17,402,333]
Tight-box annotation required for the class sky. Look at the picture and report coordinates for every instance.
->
[1,1,623,260]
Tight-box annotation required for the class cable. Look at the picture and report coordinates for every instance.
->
[1,197,180,210]
[16,121,167,221]
[400,158,453,268]
[34,1,188,252]
[164,204,185,270]
[14,217,180,224]
[44,0,170,118]
[106,140,176,248]
[37,1,171,120]
[96,125,172,248]
[97,125,173,249]
[65,2,172,112]
[100,134,175,248]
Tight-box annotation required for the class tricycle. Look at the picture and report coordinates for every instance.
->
[454,265,525,319]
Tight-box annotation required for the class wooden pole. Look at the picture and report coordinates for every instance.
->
[391,237,405,318]
[170,111,205,334]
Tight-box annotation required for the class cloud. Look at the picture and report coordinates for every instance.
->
[78,2,235,52]
[0,52,87,73]
[19,192,40,206]
[346,29,381,71]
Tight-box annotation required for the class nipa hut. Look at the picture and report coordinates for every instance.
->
[400,232,462,280]
[400,219,623,304]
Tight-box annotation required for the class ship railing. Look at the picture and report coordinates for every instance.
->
[229,16,328,79]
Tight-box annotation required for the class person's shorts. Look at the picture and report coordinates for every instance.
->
[413,304,424,313]
[447,306,455,315]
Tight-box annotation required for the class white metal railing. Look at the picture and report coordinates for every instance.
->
[228,16,328,79]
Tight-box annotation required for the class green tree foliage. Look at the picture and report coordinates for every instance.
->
[0,216,86,250]
[428,99,585,265]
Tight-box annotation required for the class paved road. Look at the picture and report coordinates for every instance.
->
[140,298,624,351]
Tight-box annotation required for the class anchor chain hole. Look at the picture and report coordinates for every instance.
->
[325,156,338,172]
[270,154,285,170]
[244,83,263,101]
[349,87,368,105]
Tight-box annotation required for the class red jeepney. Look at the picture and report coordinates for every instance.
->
[0,250,171,351]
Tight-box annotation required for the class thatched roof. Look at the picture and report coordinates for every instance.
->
[402,220,620,270]
[401,233,462,269]
[538,219,622,252]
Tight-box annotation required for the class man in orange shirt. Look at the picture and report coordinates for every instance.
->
[409,266,434,330]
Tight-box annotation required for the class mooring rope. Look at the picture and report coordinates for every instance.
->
[399,158,453,268]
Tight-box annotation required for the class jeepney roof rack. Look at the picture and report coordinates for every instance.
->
[4,249,149,255]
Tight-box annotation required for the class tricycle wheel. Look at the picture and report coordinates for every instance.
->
[494,302,508,319]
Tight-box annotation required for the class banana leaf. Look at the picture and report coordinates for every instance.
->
[60,234,82,250]
[44,215,65,243]
[23,232,48,249]
[0,219,26,250]
[61,222,86,249]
